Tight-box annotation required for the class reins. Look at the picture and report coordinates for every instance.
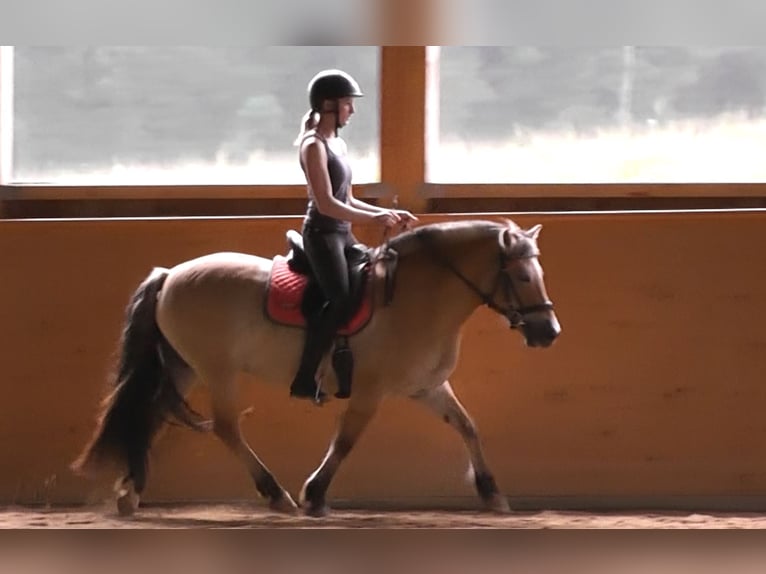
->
[415,230,554,329]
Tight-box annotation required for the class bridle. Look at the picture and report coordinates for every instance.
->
[416,231,555,329]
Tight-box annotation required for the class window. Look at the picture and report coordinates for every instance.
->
[9,46,380,185]
[429,46,766,184]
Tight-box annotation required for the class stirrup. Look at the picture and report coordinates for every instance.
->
[289,381,327,405]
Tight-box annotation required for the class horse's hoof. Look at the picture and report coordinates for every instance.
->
[114,478,140,517]
[299,480,329,516]
[116,490,139,517]
[270,493,300,514]
[303,503,330,518]
[484,494,511,514]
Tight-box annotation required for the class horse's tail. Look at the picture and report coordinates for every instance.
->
[71,267,207,493]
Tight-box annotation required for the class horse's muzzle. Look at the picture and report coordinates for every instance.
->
[522,316,561,348]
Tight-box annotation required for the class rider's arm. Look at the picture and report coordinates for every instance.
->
[347,184,387,214]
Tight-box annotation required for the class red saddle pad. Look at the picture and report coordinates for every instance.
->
[265,256,372,336]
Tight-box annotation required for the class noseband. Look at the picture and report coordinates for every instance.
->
[417,232,555,329]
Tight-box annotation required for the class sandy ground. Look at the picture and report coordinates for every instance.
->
[3,503,766,529]
[5,505,766,574]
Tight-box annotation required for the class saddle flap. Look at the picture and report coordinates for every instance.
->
[346,244,370,275]
[377,245,399,306]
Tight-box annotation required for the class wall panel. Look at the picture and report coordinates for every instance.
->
[1,211,765,509]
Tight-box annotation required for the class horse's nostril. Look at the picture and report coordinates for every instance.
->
[526,321,560,347]
[545,317,561,339]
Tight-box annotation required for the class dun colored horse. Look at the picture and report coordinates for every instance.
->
[72,219,560,516]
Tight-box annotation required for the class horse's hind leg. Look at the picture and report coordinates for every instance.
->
[412,380,510,513]
[206,371,298,513]
[300,396,380,517]
[114,364,203,517]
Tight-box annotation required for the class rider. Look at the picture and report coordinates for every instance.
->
[290,69,417,403]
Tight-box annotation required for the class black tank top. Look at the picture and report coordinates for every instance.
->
[301,132,352,233]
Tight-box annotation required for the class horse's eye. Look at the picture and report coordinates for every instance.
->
[515,271,531,283]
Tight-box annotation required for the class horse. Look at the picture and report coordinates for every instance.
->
[71,218,561,517]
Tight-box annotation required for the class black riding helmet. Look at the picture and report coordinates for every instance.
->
[308,69,363,133]
[308,69,364,112]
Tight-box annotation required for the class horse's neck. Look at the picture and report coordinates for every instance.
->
[394,229,500,330]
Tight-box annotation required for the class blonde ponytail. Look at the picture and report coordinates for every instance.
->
[293,109,318,146]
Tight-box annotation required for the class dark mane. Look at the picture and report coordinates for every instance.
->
[387,219,510,257]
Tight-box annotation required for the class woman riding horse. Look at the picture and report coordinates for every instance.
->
[71,218,560,517]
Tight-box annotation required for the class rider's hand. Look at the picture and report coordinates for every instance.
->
[393,210,418,230]
[372,210,402,228]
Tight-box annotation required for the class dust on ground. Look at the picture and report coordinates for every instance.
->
[3,503,766,528]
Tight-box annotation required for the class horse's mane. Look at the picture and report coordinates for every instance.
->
[387,219,518,257]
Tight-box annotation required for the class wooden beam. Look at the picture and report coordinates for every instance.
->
[377,0,436,45]
[421,182,766,199]
[380,46,428,213]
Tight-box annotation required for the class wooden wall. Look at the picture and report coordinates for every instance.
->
[1,211,765,509]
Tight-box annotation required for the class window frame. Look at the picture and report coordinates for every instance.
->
[2,45,766,219]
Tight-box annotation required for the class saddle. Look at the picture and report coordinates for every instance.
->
[265,229,399,398]
[266,230,374,334]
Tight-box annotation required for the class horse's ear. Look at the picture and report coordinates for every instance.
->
[525,224,543,240]
[500,227,517,250]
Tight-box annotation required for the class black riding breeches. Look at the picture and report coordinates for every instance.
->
[302,226,357,329]
[290,226,359,391]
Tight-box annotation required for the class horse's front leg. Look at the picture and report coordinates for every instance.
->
[411,380,510,513]
[300,396,381,517]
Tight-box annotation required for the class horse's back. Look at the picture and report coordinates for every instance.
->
[156,252,275,370]
[169,251,270,275]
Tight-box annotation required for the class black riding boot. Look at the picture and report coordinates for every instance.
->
[332,337,354,399]
[289,308,336,404]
